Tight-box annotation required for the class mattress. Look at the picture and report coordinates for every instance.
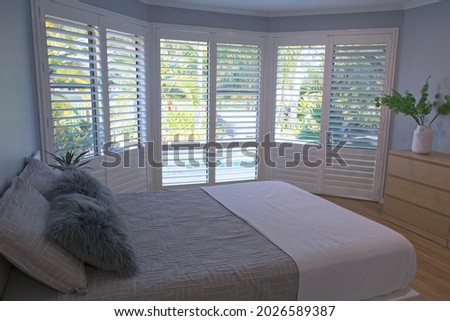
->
[3,181,416,301]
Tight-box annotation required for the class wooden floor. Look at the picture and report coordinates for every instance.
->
[322,195,450,300]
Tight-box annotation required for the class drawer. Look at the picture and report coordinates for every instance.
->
[384,196,450,239]
[387,154,450,192]
[385,175,450,218]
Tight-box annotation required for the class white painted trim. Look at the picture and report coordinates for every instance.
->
[30,0,53,158]
[99,16,111,149]
[208,33,218,186]
[377,29,399,202]
[145,25,157,191]
[318,35,335,195]
[257,35,272,181]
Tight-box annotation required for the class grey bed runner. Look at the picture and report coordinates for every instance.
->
[47,188,298,300]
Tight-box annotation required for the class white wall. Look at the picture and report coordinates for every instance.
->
[391,0,450,153]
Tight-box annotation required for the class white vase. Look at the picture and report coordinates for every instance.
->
[411,125,433,154]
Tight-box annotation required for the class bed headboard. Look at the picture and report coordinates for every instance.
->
[0,256,12,300]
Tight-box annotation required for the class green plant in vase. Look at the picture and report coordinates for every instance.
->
[375,77,450,154]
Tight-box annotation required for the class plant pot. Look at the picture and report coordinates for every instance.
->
[411,125,432,154]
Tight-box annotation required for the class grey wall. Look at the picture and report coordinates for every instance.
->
[269,10,404,32]
[0,0,39,195]
[79,0,269,32]
[391,0,450,153]
[80,0,405,33]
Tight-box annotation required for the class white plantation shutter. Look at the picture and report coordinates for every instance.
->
[215,43,261,183]
[160,38,209,186]
[274,45,326,144]
[106,29,147,150]
[45,16,148,157]
[42,13,149,193]
[323,42,388,199]
[46,16,104,156]
[159,36,263,187]
[271,32,396,200]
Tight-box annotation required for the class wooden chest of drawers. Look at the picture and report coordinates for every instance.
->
[383,150,450,247]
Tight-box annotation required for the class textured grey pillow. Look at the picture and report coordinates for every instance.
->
[46,193,138,277]
[18,158,58,198]
[0,177,87,293]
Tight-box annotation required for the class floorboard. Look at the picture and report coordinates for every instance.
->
[322,195,450,301]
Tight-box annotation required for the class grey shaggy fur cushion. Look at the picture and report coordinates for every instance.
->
[46,193,138,276]
[49,168,118,210]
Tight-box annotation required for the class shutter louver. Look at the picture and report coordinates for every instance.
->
[107,29,147,150]
[215,43,261,183]
[160,39,209,186]
[274,45,326,144]
[46,16,103,156]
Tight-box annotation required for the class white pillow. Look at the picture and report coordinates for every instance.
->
[18,158,58,198]
[0,177,87,293]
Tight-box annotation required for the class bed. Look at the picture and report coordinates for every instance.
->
[0,160,418,301]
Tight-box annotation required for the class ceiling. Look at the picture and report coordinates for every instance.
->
[140,0,440,16]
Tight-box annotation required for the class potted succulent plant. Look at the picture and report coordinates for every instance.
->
[46,150,92,171]
[375,77,450,154]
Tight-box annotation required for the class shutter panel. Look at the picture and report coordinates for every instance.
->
[215,43,261,183]
[104,29,148,193]
[323,43,388,199]
[160,39,209,186]
[272,44,325,192]
[106,29,147,150]
[46,16,104,156]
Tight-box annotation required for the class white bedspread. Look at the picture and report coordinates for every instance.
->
[202,181,416,300]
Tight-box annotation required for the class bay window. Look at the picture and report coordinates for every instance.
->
[33,0,397,199]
